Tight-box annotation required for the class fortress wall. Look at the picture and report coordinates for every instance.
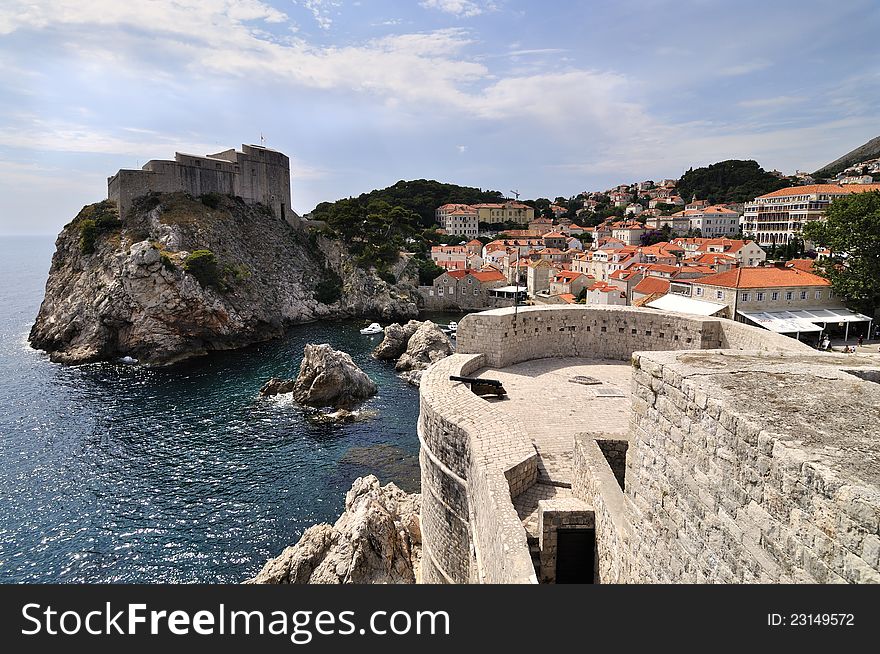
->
[108,145,294,226]
[423,305,859,584]
[607,350,880,584]
[455,305,811,368]
[573,435,634,583]
[419,354,538,584]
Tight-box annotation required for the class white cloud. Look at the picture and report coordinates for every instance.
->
[457,145,467,153]
[420,0,488,18]
[300,0,341,30]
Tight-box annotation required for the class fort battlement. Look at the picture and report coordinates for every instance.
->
[419,305,880,584]
[108,144,295,227]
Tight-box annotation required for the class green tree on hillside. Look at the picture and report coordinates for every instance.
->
[803,191,880,316]
[677,160,790,204]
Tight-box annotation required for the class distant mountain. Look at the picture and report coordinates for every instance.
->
[676,160,790,205]
[813,135,880,178]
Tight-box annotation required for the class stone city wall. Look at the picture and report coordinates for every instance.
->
[419,354,538,584]
[454,305,810,368]
[419,304,880,584]
[573,349,880,583]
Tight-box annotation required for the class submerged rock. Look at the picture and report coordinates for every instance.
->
[395,321,453,375]
[246,475,421,584]
[259,377,297,397]
[293,343,377,409]
[373,320,422,361]
[306,408,378,425]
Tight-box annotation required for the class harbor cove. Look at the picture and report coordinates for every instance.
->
[0,235,462,583]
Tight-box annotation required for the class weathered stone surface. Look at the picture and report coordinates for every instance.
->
[398,370,424,387]
[395,321,453,373]
[29,193,419,366]
[420,305,880,585]
[306,408,378,425]
[293,343,377,409]
[373,320,422,361]
[259,377,296,396]
[247,475,421,584]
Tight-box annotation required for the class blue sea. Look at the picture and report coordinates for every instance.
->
[0,236,454,583]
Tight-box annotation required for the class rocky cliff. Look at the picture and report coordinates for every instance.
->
[247,475,421,584]
[30,193,419,365]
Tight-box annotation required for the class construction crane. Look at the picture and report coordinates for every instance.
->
[510,189,521,200]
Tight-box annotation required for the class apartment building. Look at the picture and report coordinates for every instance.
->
[741,184,880,247]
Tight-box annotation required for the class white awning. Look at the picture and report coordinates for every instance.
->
[738,307,871,331]
[736,311,823,334]
[645,294,727,316]
[763,308,872,324]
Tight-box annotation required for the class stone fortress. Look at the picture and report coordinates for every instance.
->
[418,305,880,584]
[108,143,294,226]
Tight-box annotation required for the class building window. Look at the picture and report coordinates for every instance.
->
[716,290,723,299]
[741,292,750,302]
[474,290,479,296]
[696,287,703,297]
[815,291,821,300]
[756,292,764,301]
[800,291,807,300]
[438,288,444,296]
[829,291,834,299]
[772,292,779,301]
[785,291,793,300]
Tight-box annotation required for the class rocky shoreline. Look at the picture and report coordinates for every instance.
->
[247,475,421,584]
[29,192,419,366]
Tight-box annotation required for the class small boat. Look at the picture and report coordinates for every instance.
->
[360,322,383,335]
[119,356,138,364]
[441,321,458,334]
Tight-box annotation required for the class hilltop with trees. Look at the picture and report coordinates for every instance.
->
[310,179,505,282]
[676,160,790,204]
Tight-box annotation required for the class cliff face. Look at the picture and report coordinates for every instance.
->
[247,475,421,584]
[29,193,419,365]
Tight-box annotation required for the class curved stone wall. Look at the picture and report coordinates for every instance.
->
[420,305,815,584]
[454,305,810,367]
[419,354,538,584]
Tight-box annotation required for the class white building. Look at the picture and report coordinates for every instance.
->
[742,183,880,247]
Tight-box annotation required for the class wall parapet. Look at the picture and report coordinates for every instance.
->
[455,305,811,368]
[419,354,538,584]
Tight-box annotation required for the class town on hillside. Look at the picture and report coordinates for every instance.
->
[422,171,880,349]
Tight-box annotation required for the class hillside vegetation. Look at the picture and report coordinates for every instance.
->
[311,179,504,229]
[676,160,790,204]
[310,179,504,279]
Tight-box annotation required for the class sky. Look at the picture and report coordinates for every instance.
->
[0,0,878,235]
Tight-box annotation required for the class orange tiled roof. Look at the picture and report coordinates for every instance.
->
[757,184,880,199]
[633,276,670,295]
[694,267,831,289]
[785,258,816,272]
[468,270,506,283]
[558,293,577,304]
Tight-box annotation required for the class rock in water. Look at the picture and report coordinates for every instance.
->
[293,343,377,409]
[259,377,297,397]
[246,475,421,584]
[373,320,422,361]
[395,321,453,374]
[29,193,419,366]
